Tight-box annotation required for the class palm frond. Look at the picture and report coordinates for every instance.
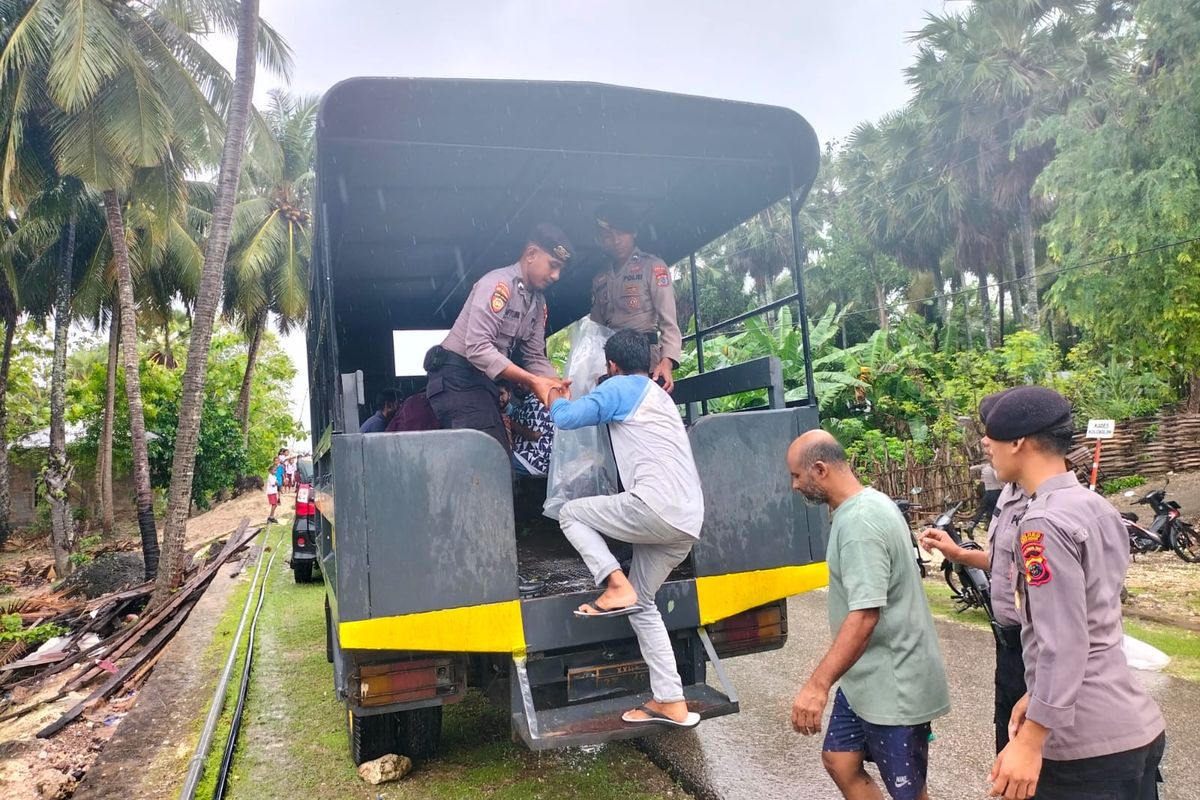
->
[47,0,127,112]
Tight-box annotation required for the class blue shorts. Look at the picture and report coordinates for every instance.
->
[823,688,932,800]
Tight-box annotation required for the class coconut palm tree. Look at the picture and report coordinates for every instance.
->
[225,89,315,435]
[0,0,289,578]
[155,0,270,604]
[906,1,1118,335]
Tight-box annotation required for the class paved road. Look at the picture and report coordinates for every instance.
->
[642,590,1199,800]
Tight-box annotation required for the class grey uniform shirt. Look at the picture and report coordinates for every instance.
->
[987,483,1029,627]
[440,263,556,381]
[1013,472,1164,761]
[589,248,682,366]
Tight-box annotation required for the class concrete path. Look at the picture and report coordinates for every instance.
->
[642,590,1199,800]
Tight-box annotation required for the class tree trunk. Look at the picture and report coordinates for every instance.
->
[1018,197,1041,332]
[100,316,119,536]
[873,278,889,331]
[0,308,16,545]
[1187,373,1200,414]
[1005,235,1023,326]
[236,312,265,438]
[930,262,947,323]
[103,190,160,579]
[47,216,76,578]
[154,0,260,606]
[977,271,993,349]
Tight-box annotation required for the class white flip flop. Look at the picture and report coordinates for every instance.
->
[621,704,701,728]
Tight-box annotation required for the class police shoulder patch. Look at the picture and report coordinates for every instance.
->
[653,265,670,287]
[490,282,510,314]
[1020,530,1052,587]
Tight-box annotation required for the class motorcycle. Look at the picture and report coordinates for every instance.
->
[892,488,931,579]
[930,500,994,615]
[1121,474,1200,563]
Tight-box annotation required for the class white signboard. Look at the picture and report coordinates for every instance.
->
[1086,419,1116,439]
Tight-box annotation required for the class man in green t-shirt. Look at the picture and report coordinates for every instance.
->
[787,430,950,800]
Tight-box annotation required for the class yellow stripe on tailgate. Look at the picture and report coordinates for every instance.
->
[696,562,829,625]
[339,599,525,653]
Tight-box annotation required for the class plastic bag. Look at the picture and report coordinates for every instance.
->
[543,319,620,520]
[1122,635,1170,671]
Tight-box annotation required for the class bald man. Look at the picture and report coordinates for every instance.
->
[787,431,949,800]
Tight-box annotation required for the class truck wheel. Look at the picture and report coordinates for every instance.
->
[346,710,397,765]
[396,706,443,760]
[324,596,334,663]
[293,561,313,584]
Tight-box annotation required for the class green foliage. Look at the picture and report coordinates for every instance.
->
[0,614,67,646]
[1102,475,1147,495]
[149,394,248,511]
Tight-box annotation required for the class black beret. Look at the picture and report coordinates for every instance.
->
[528,223,573,262]
[984,386,1073,441]
[595,201,639,234]
[979,388,1015,424]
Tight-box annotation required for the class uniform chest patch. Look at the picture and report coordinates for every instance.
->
[626,296,641,310]
[490,282,511,314]
[654,265,670,287]
[623,284,641,296]
[1020,530,1052,587]
[623,272,642,283]
[503,308,521,320]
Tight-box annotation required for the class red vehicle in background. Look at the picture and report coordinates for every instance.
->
[291,458,319,583]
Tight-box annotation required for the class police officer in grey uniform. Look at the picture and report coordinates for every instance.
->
[921,389,1030,754]
[591,203,682,391]
[425,224,572,455]
[983,387,1165,800]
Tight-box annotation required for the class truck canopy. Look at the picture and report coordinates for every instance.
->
[314,77,820,394]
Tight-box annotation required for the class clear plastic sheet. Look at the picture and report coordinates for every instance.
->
[543,319,619,520]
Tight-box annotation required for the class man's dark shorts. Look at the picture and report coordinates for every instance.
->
[823,688,932,800]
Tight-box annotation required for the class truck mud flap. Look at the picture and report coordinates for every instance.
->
[510,627,737,751]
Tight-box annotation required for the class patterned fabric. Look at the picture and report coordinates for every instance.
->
[511,395,553,476]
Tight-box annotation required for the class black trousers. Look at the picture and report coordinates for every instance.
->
[1039,732,1165,800]
[995,636,1027,753]
[972,488,1004,530]
[425,362,510,456]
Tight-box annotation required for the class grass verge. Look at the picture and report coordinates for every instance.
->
[924,577,1200,683]
[194,528,687,799]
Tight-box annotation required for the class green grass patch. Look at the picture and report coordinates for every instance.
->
[1123,620,1200,683]
[924,576,1200,684]
[922,579,991,631]
[202,528,686,799]
[191,524,287,799]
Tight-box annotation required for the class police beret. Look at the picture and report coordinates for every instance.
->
[528,223,573,262]
[984,386,1073,441]
[595,201,639,234]
[978,388,1015,424]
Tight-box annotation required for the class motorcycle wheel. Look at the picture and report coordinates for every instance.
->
[1170,521,1200,563]
[944,566,963,599]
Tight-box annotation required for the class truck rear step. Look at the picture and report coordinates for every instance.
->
[511,626,738,750]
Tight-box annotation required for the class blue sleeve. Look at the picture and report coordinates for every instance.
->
[549,377,647,430]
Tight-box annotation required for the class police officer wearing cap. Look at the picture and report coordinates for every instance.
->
[982,386,1165,800]
[425,223,572,455]
[591,203,682,391]
[921,389,1031,755]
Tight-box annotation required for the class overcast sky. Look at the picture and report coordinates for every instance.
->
[206,0,949,441]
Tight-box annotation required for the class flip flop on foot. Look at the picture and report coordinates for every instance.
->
[573,600,639,619]
[621,704,700,728]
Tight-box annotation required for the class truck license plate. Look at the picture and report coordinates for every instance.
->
[567,660,649,703]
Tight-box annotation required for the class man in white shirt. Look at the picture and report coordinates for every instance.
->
[535,329,704,729]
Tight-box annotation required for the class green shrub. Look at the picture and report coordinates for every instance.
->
[0,615,68,647]
[1102,475,1147,495]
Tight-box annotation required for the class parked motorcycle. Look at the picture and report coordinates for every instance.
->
[892,488,931,578]
[930,500,994,614]
[1121,474,1200,563]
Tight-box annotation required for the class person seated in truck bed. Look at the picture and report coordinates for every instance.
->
[509,386,554,477]
[424,223,573,456]
[534,329,704,729]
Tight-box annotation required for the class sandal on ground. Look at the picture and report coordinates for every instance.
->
[621,704,701,728]
[572,600,640,619]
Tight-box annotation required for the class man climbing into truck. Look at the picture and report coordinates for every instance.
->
[535,328,705,729]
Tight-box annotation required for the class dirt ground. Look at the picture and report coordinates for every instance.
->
[0,491,285,800]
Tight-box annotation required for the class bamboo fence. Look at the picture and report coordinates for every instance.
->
[854,411,1200,515]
